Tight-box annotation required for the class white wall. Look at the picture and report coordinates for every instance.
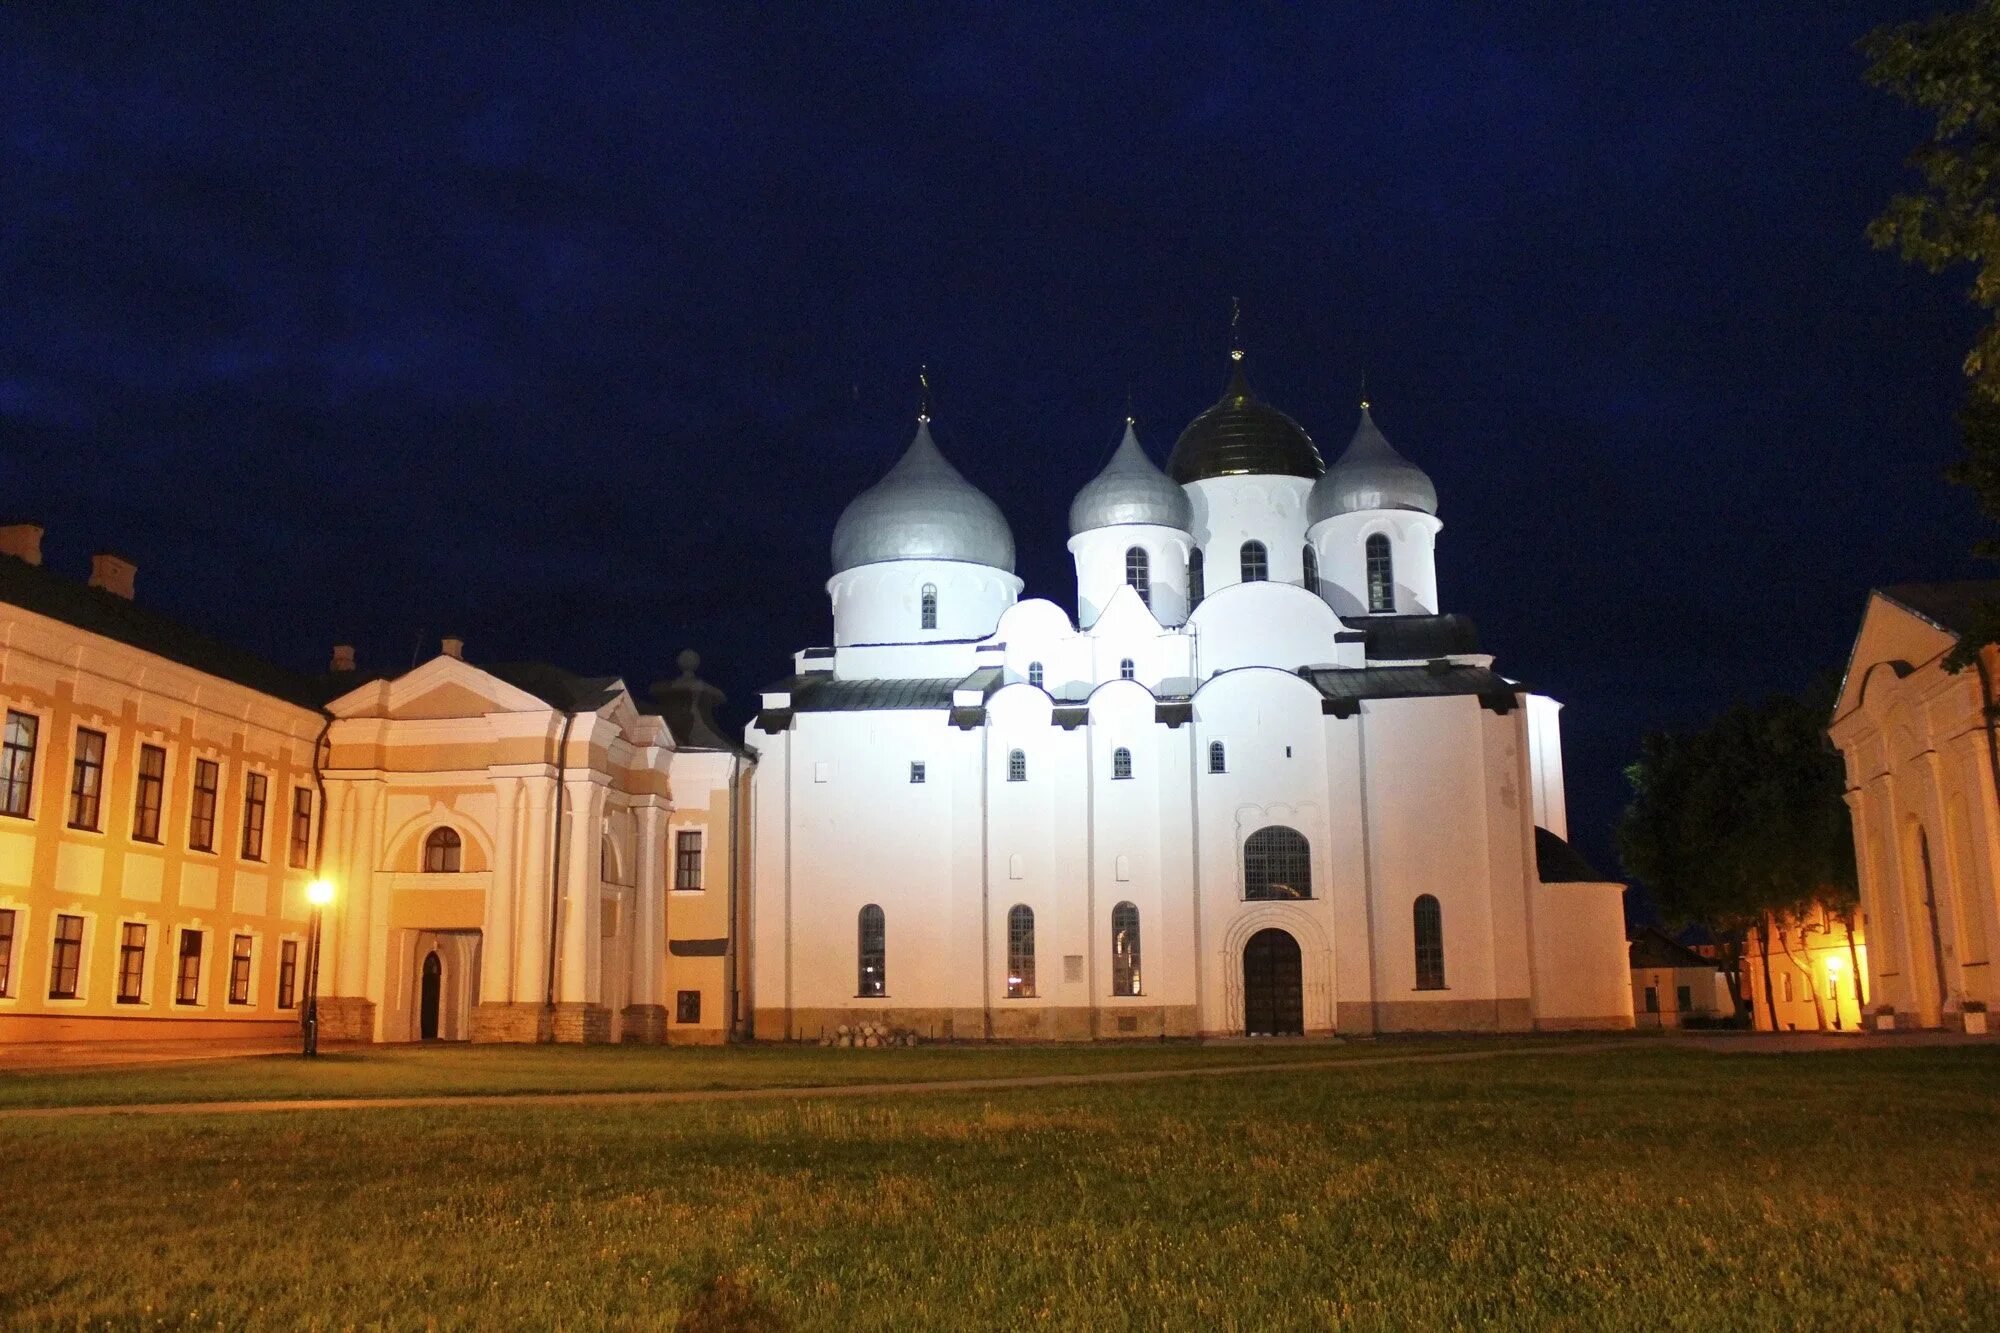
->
[1186,475,1315,595]
[1308,509,1442,618]
[827,559,1022,647]
[1069,525,1194,628]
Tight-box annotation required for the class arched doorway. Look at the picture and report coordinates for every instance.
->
[419,951,442,1041]
[1243,929,1303,1036]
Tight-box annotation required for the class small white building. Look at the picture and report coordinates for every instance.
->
[746,354,1632,1039]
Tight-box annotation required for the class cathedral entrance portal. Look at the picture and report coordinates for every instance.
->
[419,951,442,1041]
[1243,928,1303,1036]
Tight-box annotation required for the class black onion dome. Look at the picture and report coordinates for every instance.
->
[1167,355,1325,484]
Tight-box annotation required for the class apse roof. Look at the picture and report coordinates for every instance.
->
[1357,613,1481,661]
[1535,826,1609,883]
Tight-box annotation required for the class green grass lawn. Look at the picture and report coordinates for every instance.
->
[0,1035,1537,1110]
[2,1045,1995,1328]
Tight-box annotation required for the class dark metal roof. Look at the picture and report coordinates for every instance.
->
[1627,924,1720,970]
[1302,663,1522,717]
[485,662,624,713]
[755,675,965,733]
[1877,582,2000,639]
[1357,613,1481,661]
[1167,357,1325,484]
[1535,826,1609,883]
[0,552,329,710]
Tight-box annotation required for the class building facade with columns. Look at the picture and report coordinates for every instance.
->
[747,354,1633,1041]
[1830,583,2000,1030]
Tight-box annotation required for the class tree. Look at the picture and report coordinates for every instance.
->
[1864,2,2000,666]
[1618,684,1857,1028]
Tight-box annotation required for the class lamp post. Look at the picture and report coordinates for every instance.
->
[303,877,334,1057]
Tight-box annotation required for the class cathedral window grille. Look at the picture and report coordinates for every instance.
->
[1414,894,1445,989]
[1112,747,1132,780]
[1007,904,1036,997]
[1125,546,1151,609]
[1208,741,1226,774]
[1111,901,1141,996]
[1240,541,1268,583]
[424,827,462,873]
[1007,749,1026,782]
[1027,661,1043,689]
[920,584,938,630]
[858,904,886,997]
[1302,545,1318,594]
[1244,825,1312,900]
[1188,549,1204,608]
[1120,658,1135,681]
[1366,534,1395,613]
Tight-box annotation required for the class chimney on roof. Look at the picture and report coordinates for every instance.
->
[0,523,44,566]
[88,552,136,600]
[441,636,464,660]
[330,644,356,672]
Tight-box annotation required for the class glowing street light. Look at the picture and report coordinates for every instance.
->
[302,877,335,1057]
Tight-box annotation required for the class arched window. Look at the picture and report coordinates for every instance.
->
[1027,661,1044,689]
[1007,904,1036,997]
[423,827,462,874]
[1240,541,1268,583]
[1007,749,1027,782]
[1414,894,1445,989]
[1366,535,1394,613]
[1302,544,1318,593]
[1125,547,1151,609]
[600,833,617,884]
[858,904,886,997]
[1188,549,1205,608]
[1119,658,1135,680]
[1111,901,1140,996]
[1208,740,1226,774]
[1243,826,1312,900]
[1112,747,1133,780]
[920,583,938,630]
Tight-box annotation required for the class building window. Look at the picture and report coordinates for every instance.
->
[0,907,14,996]
[1027,661,1044,689]
[909,762,926,784]
[1244,826,1312,900]
[1188,549,1204,609]
[920,583,938,630]
[675,830,703,890]
[1676,984,1693,1013]
[1302,545,1318,593]
[278,939,298,1009]
[229,934,253,1005]
[1111,901,1140,997]
[1366,534,1395,613]
[176,929,203,1005]
[1208,741,1227,774]
[1119,658,1136,680]
[189,757,219,851]
[134,744,166,842]
[1414,894,1445,990]
[1007,904,1036,998]
[1644,985,1660,1014]
[1,710,38,818]
[1112,747,1133,780]
[676,989,701,1024]
[1781,972,1792,1003]
[289,788,313,869]
[68,728,106,830]
[1007,749,1026,783]
[424,827,462,873]
[240,772,269,861]
[858,903,886,997]
[49,913,83,999]
[117,922,147,1003]
[1126,546,1151,608]
[1240,541,1268,583]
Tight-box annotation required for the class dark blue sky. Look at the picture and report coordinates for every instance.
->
[0,4,1983,885]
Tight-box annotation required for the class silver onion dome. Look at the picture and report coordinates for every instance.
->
[831,419,1016,574]
[1308,404,1438,521]
[1068,420,1194,535]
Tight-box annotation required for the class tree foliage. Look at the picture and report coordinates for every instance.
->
[1617,685,1857,938]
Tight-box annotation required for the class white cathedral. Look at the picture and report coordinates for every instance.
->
[746,352,1633,1040]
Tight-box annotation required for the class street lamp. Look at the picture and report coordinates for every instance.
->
[302,877,334,1058]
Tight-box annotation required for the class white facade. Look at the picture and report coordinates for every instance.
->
[746,368,1632,1040]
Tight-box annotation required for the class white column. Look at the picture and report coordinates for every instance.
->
[480,776,521,1004]
[632,798,669,1010]
[335,780,381,998]
[558,777,608,1004]
[513,775,555,1004]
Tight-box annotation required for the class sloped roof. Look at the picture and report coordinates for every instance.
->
[1877,582,2000,639]
[1302,663,1522,715]
[1357,613,1481,661]
[0,552,328,710]
[1628,924,1722,971]
[1535,826,1609,883]
[484,662,624,713]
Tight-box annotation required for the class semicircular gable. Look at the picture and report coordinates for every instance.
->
[1186,581,1346,676]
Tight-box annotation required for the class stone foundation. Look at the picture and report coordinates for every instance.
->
[620,1003,668,1044]
[314,997,377,1042]
[760,1004,1201,1043]
[550,1001,612,1044]
[471,1002,552,1044]
[1367,997,1535,1034]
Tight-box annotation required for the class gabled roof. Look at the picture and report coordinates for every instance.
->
[0,552,328,710]
[1876,582,2000,639]
[1534,826,1609,883]
[484,662,625,713]
[1627,924,1722,971]
[1301,663,1522,716]
[1356,613,1481,661]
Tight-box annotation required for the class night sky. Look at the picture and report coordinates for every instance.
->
[1,5,1985,894]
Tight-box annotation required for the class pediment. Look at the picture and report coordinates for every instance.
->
[329,655,556,720]
[1835,593,1956,721]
